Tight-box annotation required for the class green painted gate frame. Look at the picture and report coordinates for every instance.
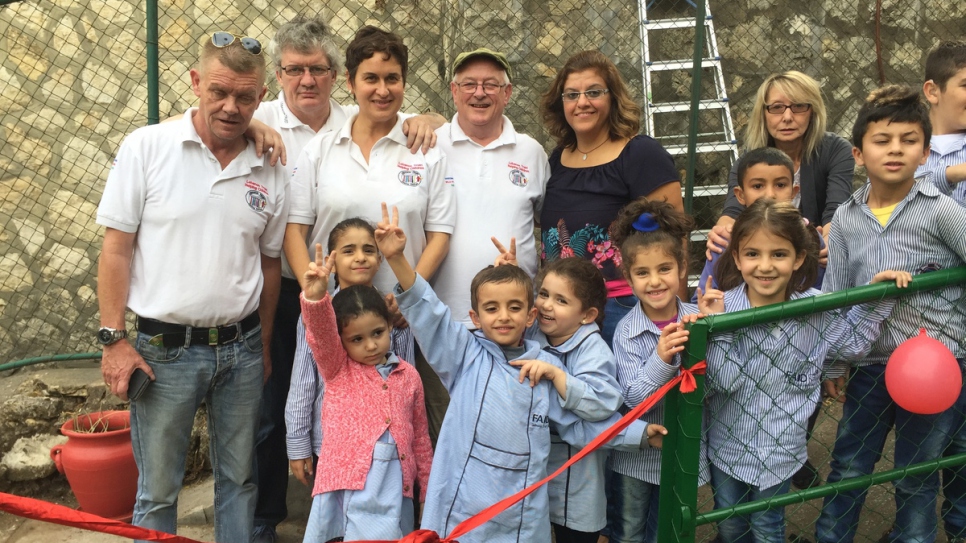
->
[656,266,966,542]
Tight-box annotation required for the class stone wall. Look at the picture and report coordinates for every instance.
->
[1,0,963,361]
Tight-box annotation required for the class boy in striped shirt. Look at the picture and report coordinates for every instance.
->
[816,85,966,543]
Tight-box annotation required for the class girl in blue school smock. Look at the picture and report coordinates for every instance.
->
[530,258,622,543]
[703,199,908,543]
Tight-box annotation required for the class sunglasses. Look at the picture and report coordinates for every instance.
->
[211,31,262,55]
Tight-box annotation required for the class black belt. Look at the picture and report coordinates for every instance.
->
[136,312,260,347]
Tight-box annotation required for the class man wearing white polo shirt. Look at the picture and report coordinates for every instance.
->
[96,34,287,543]
[421,48,549,442]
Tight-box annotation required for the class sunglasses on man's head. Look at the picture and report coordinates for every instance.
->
[211,31,262,55]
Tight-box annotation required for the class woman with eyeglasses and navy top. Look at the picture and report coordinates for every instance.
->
[700,71,854,492]
[539,50,684,348]
[286,26,453,297]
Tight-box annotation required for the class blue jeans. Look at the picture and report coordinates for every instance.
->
[131,326,264,543]
[816,363,963,543]
[711,464,791,543]
[602,295,638,348]
[941,370,966,540]
[605,471,661,543]
[254,278,302,528]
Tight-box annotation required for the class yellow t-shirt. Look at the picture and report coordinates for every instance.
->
[870,202,898,227]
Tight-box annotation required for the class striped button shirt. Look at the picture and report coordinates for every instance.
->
[824,177,966,378]
[916,132,966,205]
[706,286,895,489]
[284,313,415,461]
[610,299,711,486]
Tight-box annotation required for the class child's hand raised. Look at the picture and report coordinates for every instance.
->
[646,423,668,449]
[375,202,407,260]
[491,236,518,267]
[870,270,913,288]
[303,243,335,302]
[696,276,725,315]
[656,322,689,364]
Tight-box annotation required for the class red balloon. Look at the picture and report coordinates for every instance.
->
[885,328,962,415]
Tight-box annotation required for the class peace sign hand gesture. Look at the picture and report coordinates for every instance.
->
[375,202,407,260]
[492,236,518,267]
[303,243,335,302]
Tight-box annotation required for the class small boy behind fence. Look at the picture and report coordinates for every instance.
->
[374,203,667,543]
[816,85,966,543]
[694,146,827,301]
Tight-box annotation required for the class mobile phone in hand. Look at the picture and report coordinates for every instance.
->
[128,368,151,401]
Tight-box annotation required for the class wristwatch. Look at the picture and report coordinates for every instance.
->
[97,327,128,346]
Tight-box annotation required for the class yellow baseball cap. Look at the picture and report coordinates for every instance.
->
[452,48,512,81]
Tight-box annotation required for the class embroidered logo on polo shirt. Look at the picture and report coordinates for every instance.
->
[508,162,529,187]
[397,162,424,187]
[244,180,268,212]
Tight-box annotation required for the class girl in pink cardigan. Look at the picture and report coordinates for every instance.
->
[300,243,433,543]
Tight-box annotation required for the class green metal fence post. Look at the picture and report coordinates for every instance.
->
[683,0,707,215]
[146,0,159,124]
[656,319,708,542]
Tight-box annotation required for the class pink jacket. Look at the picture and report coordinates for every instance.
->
[301,293,433,500]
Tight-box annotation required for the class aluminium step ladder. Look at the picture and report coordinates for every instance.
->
[638,0,739,286]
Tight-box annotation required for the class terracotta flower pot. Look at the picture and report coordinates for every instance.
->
[50,410,139,521]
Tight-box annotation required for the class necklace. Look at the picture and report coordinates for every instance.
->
[575,138,608,160]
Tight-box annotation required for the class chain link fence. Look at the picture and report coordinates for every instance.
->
[1,0,963,363]
[659,267,966,542]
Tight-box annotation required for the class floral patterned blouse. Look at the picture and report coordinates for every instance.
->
[540,135,679,293]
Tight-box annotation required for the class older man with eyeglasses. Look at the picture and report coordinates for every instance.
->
[96,32,286,542]
[418,48,550,444]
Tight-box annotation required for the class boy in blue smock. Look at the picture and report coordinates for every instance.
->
[816,85,966,543]
[375,204,667,543]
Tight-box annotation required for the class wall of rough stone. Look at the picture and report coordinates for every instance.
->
[1,0,963,362]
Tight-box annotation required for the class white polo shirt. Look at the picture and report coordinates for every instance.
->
[431,116,549,326]
[289,113,455,293]
[253,95,356,279]
[96,110,290,326]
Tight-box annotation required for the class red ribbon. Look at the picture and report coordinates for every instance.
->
[0,492,206,542]
[360,360,707,543]
[0,362,706,543]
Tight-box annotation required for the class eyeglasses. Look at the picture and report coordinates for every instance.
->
[211,31,262,55]
[764,102,811,115]
[456,81,507,95]
[561,88,610,102]
[280,65,333,78]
